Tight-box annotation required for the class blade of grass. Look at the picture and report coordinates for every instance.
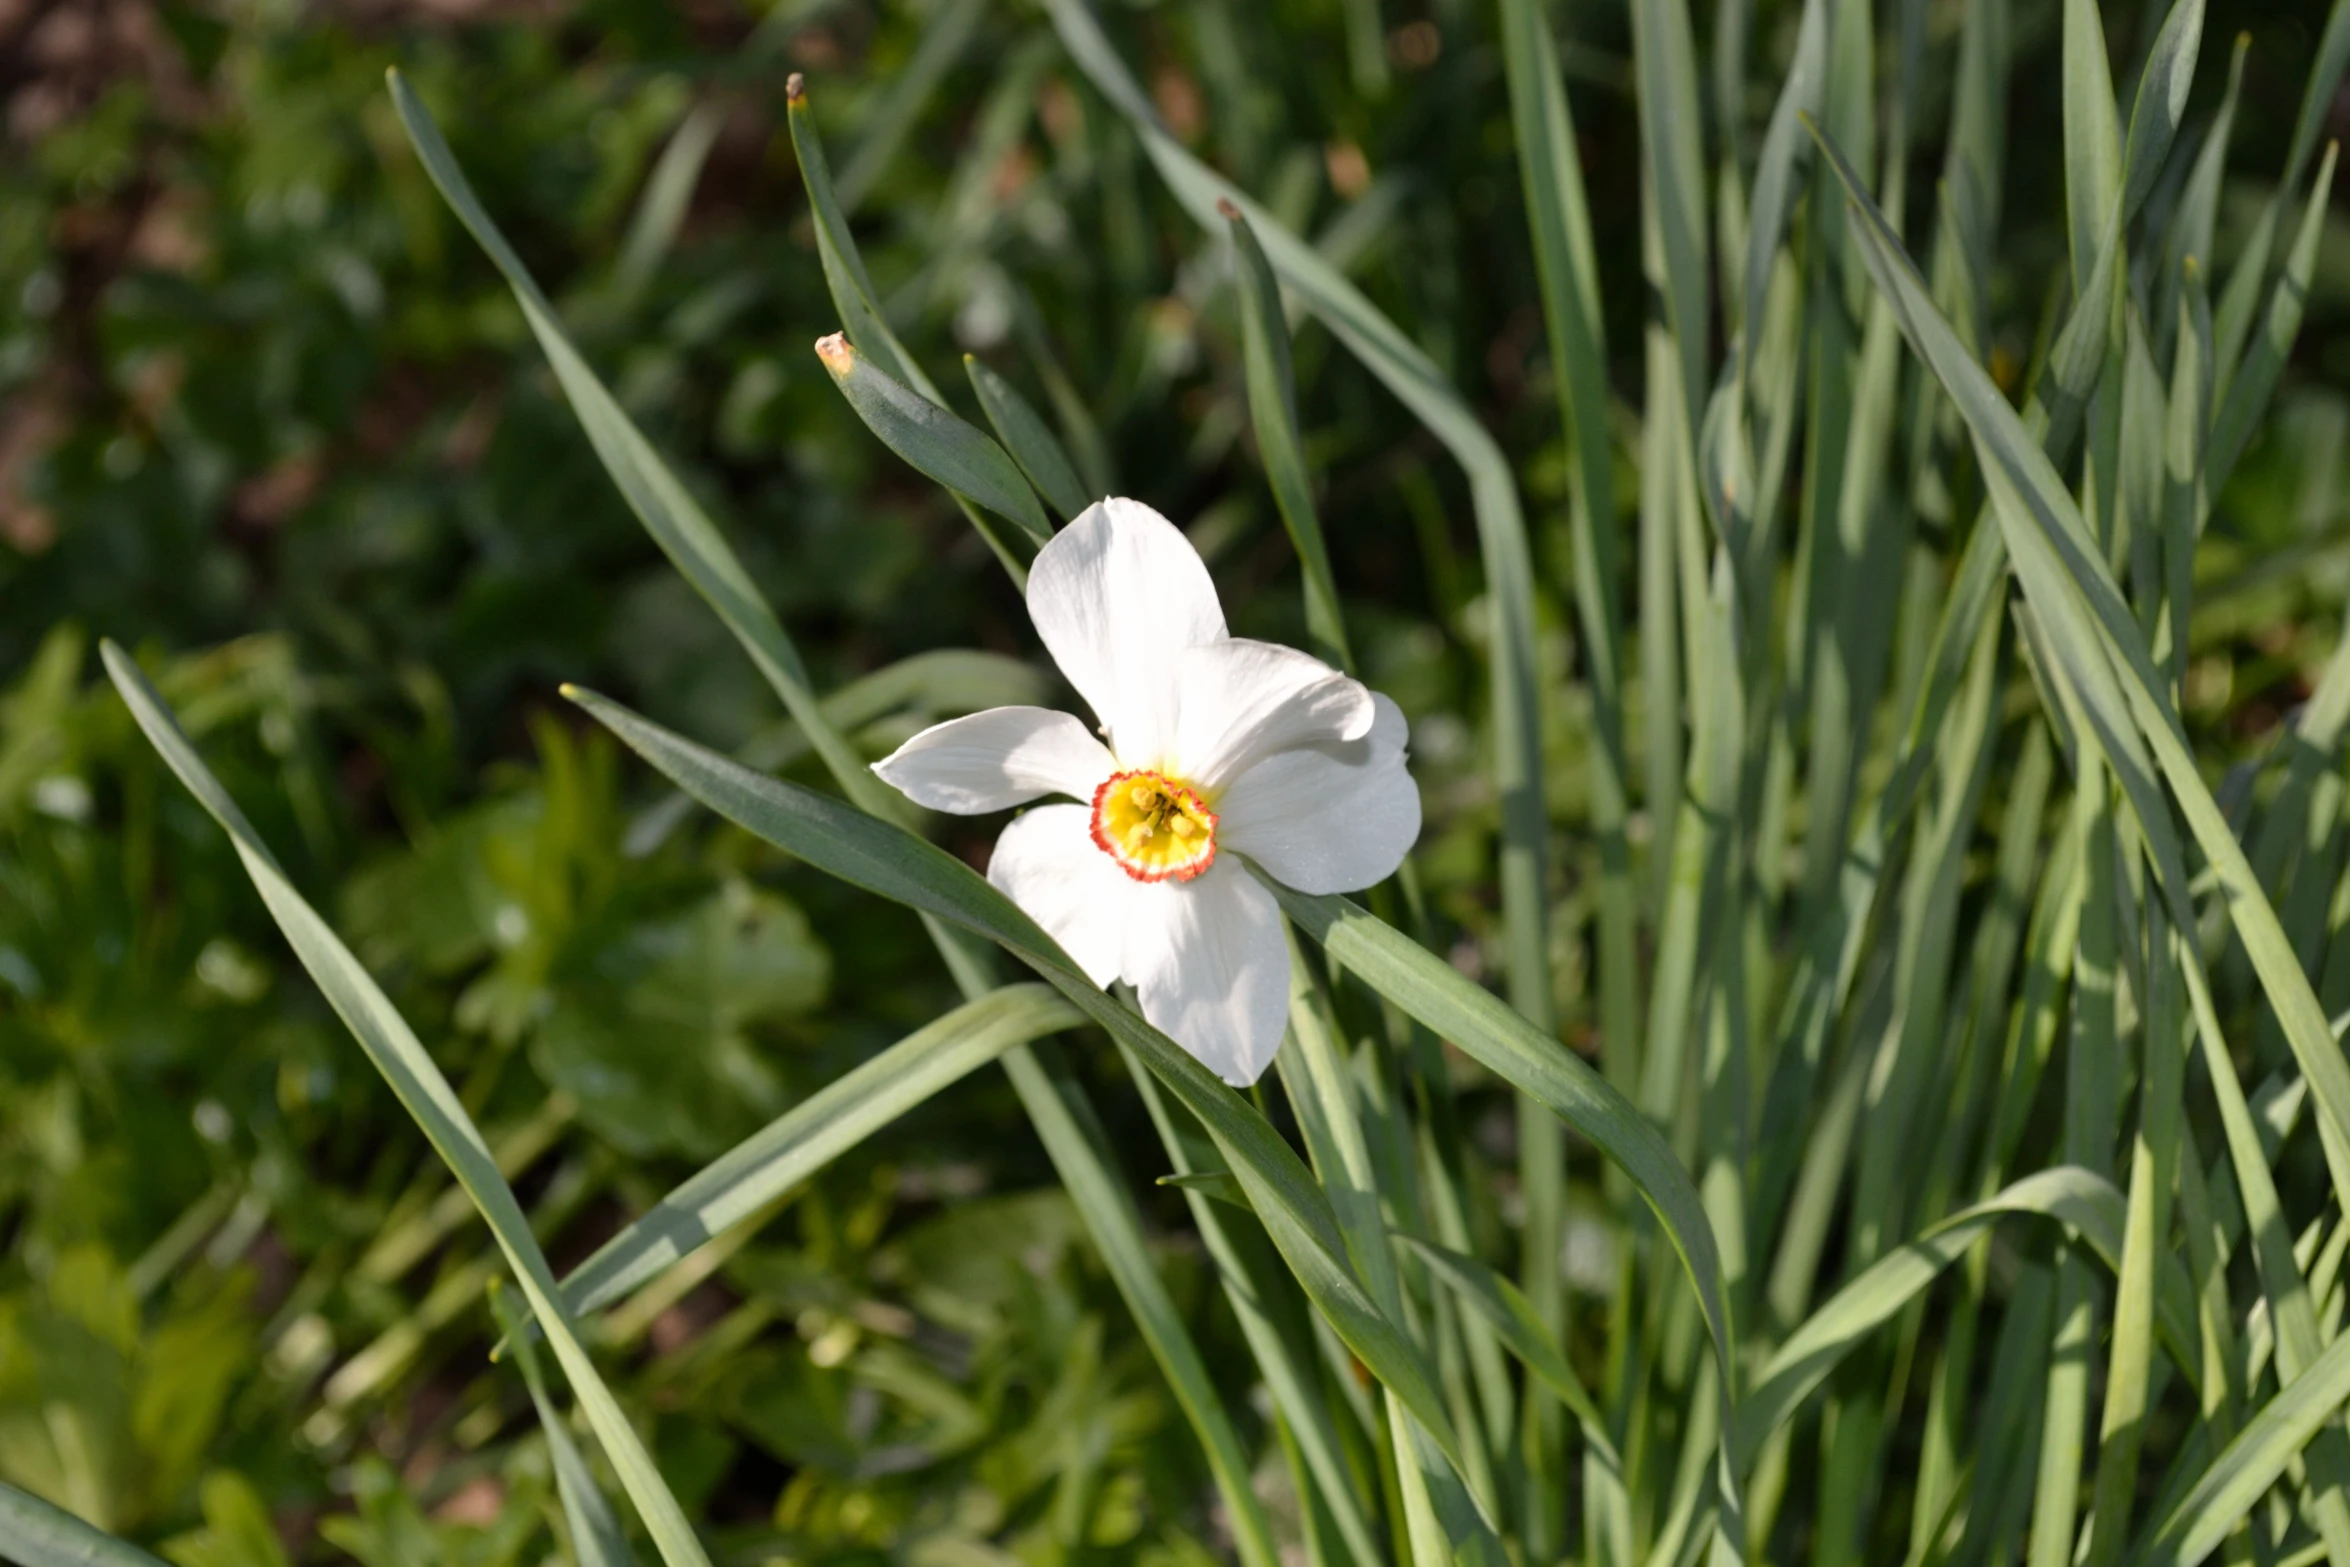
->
[1815,122,2350,1235]
[489,1281,637,1567]
[1734,0,1828,388]
[2155,37,2244,369]
[1267,884,1747,1553]
[2088,896,2187,1567]
[385,68,893,826]
[2122,0,2210,229]
[624,647,1048,856]
[829,0,986,215]
[1120,1044,1386,1567]
[2206,152,2337,495]
[1280,975,1506,1564]
[2062,0,2124,287]
[102,643,715,1567]
[2131,1330,2350,1567]
[2178,928,2350,1565]
[609,101,722,313]
[1735,1166,2200,1468]
[996,1036,1291,1567]
[1630,0,1711,441]
[1489,15,1622,1535]
[1496,0,1638,1124]
[1401,1233,1625,1480]
[1224,201,1351,671]
[2284,0,2350,194]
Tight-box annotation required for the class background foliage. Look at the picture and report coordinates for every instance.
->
[7,0,2350,1561]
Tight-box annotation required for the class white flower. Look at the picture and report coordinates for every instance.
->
[872,498,1421,1086]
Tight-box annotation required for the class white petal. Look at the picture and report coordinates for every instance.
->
[872,707,1114,814]
[1217,694,1421,895]
[986,804,1134,987]
[1026,497,1227,770]
[1125,861,1291,1086]
[1170,638,1374,790]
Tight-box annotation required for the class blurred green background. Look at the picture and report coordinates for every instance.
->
[4,0,2349,1560]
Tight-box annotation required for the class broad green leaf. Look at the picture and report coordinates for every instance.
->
[558,985,1081,1319]
[0,1484,173,1567]
[102,642,716,1567]
[816,333,1051,547]
[964,355,1090,523]
[561,684,1494,1524]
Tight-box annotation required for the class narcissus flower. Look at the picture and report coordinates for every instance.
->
[873,498,1421,1085]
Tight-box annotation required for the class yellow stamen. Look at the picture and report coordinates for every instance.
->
[1091,768,1218,882]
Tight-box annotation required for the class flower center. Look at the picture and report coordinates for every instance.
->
[1089,769,1218,882]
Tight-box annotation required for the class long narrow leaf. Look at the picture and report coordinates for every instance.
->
[561,684,1496,1524]
[102,643,716,1567]
[0,1485,174,1567]
[384,70,892,824]
[490,1283,637,1567]
[558,985,1080,1318]
[817,333,1051,547]
[965,354,1091,523]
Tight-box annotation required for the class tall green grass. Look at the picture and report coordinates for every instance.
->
[25,0,2350,1562]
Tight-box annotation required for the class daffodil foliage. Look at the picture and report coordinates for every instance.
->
[27,0,2350,1565]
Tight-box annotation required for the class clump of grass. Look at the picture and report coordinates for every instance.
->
[26,0,2350,1563]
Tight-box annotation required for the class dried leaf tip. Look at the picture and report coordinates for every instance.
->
[815,332,855,374]
[1215,196,1242,222]
[786,72,807,104]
